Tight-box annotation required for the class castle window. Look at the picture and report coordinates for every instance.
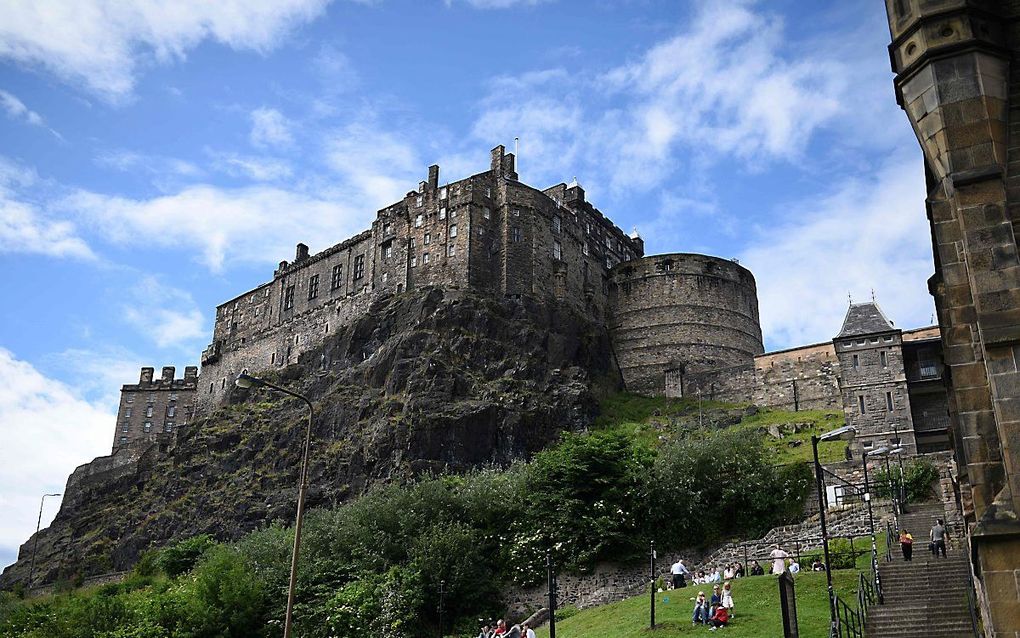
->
[423,253,430,264]
[126,395,133,403]
[424,232,431,245]
[478,228,485,237]
[121,423,129,433]
[449,225,457,238]
[486,187,492,198]
[450,208,457,218]
[553,241,562,260]
[856,339,866,346]
[119,436,128,444]
[383,222,392,235]
[125,407,132,418]
[221,378,226,389]
[439,207,447,220]
[858,395,866,414]
[884,336,893,342]
[583,243,589,256]
[511,227,522,243]
[209,383,214,394]
[440,187,447,199]
[382,272,389,283]
[271,352,276,364]
[415,214,423,228]
[409,237,416,249]
[167,405,176,417]
[604,236,612,248]
[552,215,561,233]
[411,256,418,267]
[284,285,295,310]
[586,222,592,235]
[353,255,365,279]
[880,351,888,367]
[512,208,521,217]
[448,244,456,256]
[164,422,174,433]
[148,393,155,402]
[852,354,860,369]
[383,242,393,259]
[483,207,491,220]
[606,256,613,269]
[886,391,894,411]
[416,196,423,207]
[308,275,320,300]
[331,264,343,290]
[143,422,151,433]
[146,406,153,418]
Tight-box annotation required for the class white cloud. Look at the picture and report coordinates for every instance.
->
[0,89,44,126]
[250,108,294,149]
[324,121,423,204]
[95,149,201,178]
[123,277,206,350]
[0,1,331,102]
[445,0,550,7]
[43,348,146,411]
[0,158,94,260]
[469,1,849,196]
[0,348,113,570]
[210,152,293,181]
[61,183,370,272]
[740,151,936,350]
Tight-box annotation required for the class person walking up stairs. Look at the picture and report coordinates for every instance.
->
[865,504,976,637]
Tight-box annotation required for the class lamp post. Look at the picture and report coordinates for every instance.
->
[862,447,887,604]
[438,580,446,638]
[873,447,903,532]
[812,425,856,635]
[26,492,61,591]
[546,550,556,638]
[236,370,314,638]
[649,541,656,629]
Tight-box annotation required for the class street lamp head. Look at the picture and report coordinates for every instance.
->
[819,425,857,442]
[235,369,264,389]
[869,447,889,457]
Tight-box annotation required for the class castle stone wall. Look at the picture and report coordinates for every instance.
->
[609,254,764,395]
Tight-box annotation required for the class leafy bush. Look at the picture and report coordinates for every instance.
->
[874,459,939,502]
[156,534,217,578]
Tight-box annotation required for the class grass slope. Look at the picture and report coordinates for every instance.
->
[595,393,847,465]
[536,569,860,638]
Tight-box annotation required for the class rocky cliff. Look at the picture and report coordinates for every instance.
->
[1,288,619,589]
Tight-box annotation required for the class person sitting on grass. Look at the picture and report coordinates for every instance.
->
[709,604,730,630]
[692,591,710,625]
[734,562,745,578]
[788,558,801,574]
[750,560,765,576]
[812,558,825,572]
[710,584,722,610]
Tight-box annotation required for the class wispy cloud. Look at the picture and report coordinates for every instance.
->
[0,158,94,260]
[209,151,293,181]
[95,149,202,179]
[0,89,62,139]
[122,277,206,350]
[740,150,935,350]
[250,107,294,149]
[0,1,332,102]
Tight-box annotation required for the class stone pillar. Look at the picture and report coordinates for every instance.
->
[884,1,1020,633]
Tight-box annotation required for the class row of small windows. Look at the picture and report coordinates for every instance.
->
[857,391,897,414]
[845,336,894,348]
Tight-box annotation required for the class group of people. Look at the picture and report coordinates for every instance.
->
[898,519,951,561]
[673,560,746,586]
[691,582,735,630]
[477,619,535,638]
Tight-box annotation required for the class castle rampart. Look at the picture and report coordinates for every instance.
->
[608,253,764,395]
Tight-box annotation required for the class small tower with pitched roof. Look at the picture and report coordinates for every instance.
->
[833,301,916,455]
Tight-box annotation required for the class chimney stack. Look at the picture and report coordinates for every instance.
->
[139,367,154,384]
[428,164,439,190]
[161,366,175,383]
[295,243,309,262]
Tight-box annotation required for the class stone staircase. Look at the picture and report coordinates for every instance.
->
[865,504,976,637]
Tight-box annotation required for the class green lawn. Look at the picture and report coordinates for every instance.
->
[535,569,860,638]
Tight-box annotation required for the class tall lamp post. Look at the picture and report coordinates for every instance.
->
[812,425,857,635]
[862,447,888,603]
[874,447,904,532]
[27,492,61,590]
[236,370,314,638]
[546,550,557,638]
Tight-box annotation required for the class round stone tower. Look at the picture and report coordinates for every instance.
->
[608,253,764,395]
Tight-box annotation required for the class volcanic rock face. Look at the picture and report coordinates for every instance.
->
[1,288,619,588]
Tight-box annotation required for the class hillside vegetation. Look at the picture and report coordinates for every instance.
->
[0,391,851,638]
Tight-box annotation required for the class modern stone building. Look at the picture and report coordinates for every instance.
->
[884,0,1020,633]
[111,366,198,452]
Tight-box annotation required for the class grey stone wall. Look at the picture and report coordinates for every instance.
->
[835,332,917,454]
[112,366,197,452]
[608,254,764,396]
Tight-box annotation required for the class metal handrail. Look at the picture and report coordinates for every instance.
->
[965,569,981,637]
[831,569,877,638]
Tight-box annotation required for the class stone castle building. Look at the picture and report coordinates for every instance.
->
[111,366,198,452]
[884,0,1020,633]
[105,145,951,465]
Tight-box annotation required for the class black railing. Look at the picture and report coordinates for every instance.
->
[831,571,879,638]
[966,570,981,637]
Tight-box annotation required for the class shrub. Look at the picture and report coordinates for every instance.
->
[156,535,217,578]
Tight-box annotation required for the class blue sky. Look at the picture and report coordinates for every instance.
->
[0,0,934,569]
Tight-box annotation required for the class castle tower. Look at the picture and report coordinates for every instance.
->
[112,366,198,453]
[832,302,917,454]
[884,1,1020,632]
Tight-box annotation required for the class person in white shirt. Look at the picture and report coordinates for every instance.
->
[522,622,536,638]
[788,559,800,574]
[670,559,691,588]
[769,545,790,575]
